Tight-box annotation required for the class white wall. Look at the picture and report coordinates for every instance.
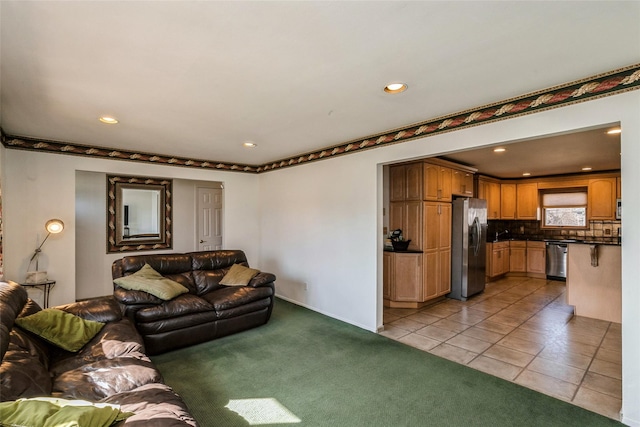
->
[257,91,640,426]
[2,91,639,425]
[3,152,261,307]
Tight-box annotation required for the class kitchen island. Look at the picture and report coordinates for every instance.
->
[566,242,621,323]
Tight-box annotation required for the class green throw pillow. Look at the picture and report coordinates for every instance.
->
[220,263,260,286]
[0,397,132,427]
[113,263,189,300]
[16,309,105,352]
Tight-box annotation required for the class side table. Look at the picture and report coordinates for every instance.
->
[20,280,56,308]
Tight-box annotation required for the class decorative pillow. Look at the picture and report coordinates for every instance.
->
[15,309,105,353]
[220,263,260,286]
[113,263,189,300]
[0,397,132,427]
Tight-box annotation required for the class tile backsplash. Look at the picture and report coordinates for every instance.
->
[488,219,621,244]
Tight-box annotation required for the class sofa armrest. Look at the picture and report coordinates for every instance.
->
[247,272,276,288]
[56,296,122,323]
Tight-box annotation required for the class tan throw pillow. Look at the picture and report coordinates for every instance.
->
[220,264,260,286]
[113,263,189,300]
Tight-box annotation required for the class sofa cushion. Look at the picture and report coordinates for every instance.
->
[220,263,260,286]
[0,281,29,360]
[0,397,131,427]
[53,358,162,401]
[50,319,147,378]
[0,330,53,401]
[102,383,198,426]
[114,264,189,301]
[16,309,105,353]
[135,294,214,323]
[201,286,274,313]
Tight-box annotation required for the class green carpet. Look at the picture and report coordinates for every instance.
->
[152,299,621,427]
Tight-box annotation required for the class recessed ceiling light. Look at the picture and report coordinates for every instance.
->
[384,83,408,94]
[522,172,531,176]
[607,128,621,135]
[99,116,118,124]
[493,148,506,153]
[243,141,257,148]
[582,167,592,171]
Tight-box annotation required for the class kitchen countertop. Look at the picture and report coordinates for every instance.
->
[488,238,621,246]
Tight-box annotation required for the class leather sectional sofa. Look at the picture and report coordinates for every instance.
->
[0,280,198,426]
[112,250,276,355]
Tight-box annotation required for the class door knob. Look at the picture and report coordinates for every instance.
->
[200,240,206,243]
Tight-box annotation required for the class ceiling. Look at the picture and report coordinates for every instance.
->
[0,2,639,173]
[439,125,622,179]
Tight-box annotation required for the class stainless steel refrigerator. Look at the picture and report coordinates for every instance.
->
[448,198,487,301]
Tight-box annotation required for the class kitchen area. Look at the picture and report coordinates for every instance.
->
[383,125,622,324]
[381,125,623,419]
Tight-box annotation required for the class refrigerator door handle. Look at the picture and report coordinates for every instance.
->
[472,216,481,256]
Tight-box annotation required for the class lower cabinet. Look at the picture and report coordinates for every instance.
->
[526,241,546,276]
[486,240,547,281]
[509,241,527,273]
[383,252,423,304]
[487,241,510,278]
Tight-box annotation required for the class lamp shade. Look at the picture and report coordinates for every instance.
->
[45,219,64,234]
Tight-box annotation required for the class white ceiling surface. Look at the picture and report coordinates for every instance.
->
[1,2,639,171]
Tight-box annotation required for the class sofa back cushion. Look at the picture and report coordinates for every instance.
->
[188,250,249,295]
[0,282,29,361]
[114,254,196,294]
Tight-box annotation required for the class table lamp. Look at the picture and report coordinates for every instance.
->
[25,219,64,284]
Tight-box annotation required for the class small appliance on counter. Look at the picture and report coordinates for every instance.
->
[389,229,411,251]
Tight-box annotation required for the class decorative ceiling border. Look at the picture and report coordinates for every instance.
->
[2,63,639,174]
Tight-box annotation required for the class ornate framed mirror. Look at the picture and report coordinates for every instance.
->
[107,175,172,253]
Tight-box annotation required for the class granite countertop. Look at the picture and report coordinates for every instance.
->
[488,238,621,246]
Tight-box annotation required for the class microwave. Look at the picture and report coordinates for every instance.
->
[616,199,622,219]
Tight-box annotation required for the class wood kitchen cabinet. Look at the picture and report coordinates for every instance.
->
[390,163,423,201]
[423,163,452,202]
[384,252,423,304]
[423,202,452,299]
[389,201,422,251]
[588,177,617,220]
[526,241,546,277]
[452,169,474,197]
[487,241,510,278]
[509,241,527,273]
[516,182,538,220]
[478,177,501,219]
[500,183,517,219]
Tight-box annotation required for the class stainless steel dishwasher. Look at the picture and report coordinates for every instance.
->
[546,241,568,280]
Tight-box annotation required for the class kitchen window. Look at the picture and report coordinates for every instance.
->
[541,191,587,228]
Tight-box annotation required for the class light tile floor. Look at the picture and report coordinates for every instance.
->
[380,276,622,420]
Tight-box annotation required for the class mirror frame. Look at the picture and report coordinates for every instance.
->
[107,174,173,253]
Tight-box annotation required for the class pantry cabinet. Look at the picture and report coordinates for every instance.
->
[423,202,452,299]
[390,163,423,201]
[389,201,422,251]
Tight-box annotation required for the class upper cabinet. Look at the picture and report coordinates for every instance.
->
[423,163,452,202]
[588,177,617,220]
[516,182,538,220]
[500,183,517,219]
[452,169,474,197]
[478,177,501,219]
[390,163,423,201]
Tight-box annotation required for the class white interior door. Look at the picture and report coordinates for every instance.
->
[197,187,223,251]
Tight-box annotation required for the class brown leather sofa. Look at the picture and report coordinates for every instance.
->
[0,280,198,426]
[112,250,276,355]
